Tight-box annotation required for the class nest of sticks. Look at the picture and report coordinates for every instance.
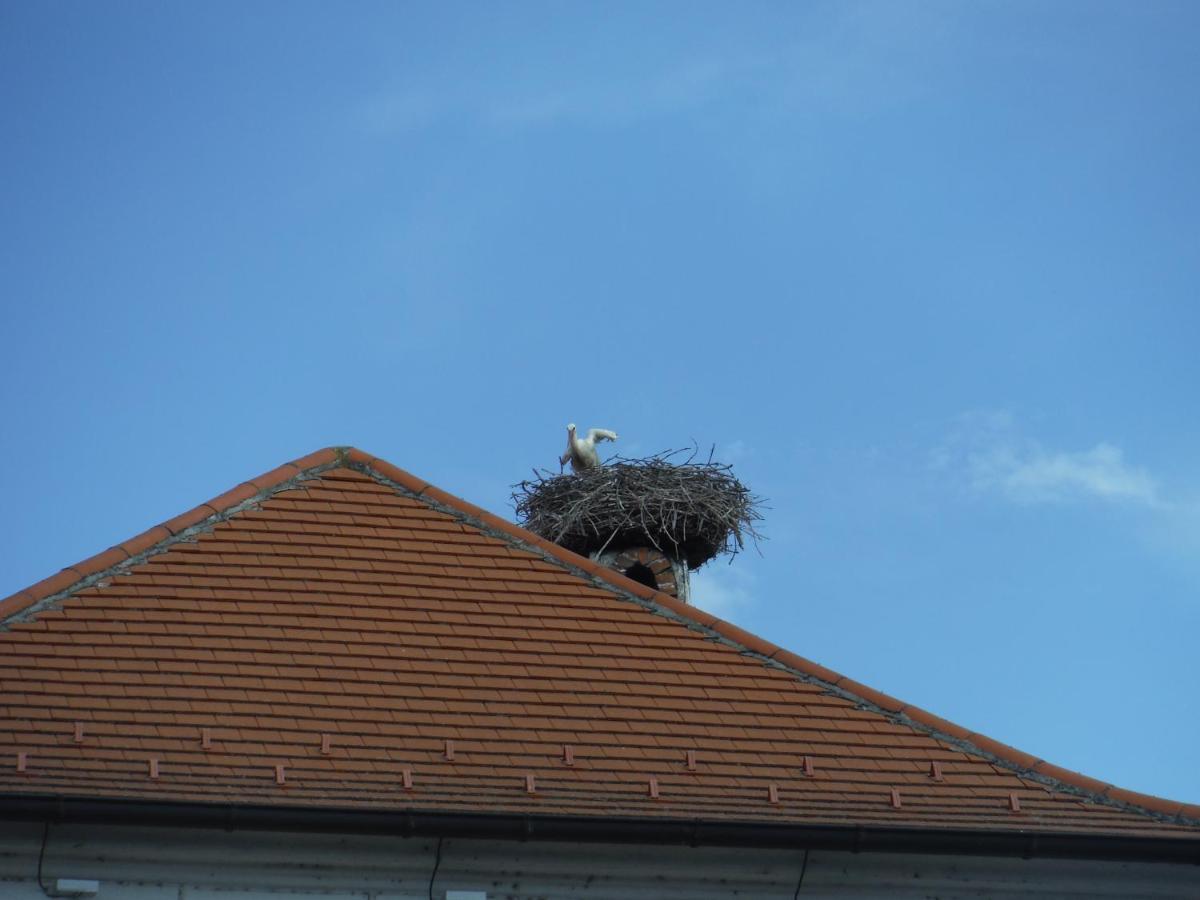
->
[512,449,764,569]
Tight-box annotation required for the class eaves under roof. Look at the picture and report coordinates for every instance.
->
[2,447,1198,854]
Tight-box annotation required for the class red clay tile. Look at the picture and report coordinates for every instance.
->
[247,463,302,492]
[1104,786,1184,819]
[120,526,174,559]
[770,650,844,687]
[23,568,85,603]
[0,590,36,619]
[835,679,905,715]
[288,448,342,472]
[707,621,779,659]
[163,505,220,536]
[1030,761,1114,797]
[900,706,974,742]
[205,483,262,515]
[72,546,131,578]
[968,734,1042,771]
[357,454,428,495]
[2,446,1197,842]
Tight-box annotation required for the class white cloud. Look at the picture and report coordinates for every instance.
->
[972,442,1161,506]
[690,564,755,619]
[934,414,1200,582]
[937,411,1164,508]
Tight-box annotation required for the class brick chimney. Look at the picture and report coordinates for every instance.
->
[591,545,691,603]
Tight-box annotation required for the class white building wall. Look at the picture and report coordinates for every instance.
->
[0,821,1196,899]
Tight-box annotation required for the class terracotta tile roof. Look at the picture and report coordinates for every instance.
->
[2,446,1198,839]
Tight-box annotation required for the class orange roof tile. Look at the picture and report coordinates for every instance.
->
[2,447,1198,842]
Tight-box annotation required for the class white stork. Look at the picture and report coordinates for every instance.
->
[560,423,618,473]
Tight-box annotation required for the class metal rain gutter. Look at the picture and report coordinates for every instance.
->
[2,795,1198,865]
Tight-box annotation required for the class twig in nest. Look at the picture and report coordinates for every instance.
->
[512,448,765,569]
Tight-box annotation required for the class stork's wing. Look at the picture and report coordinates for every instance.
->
[587,428,618,443]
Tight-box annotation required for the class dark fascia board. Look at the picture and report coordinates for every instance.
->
[3,795,1198,865]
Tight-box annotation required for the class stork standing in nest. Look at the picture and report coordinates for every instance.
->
[560,423,618,473]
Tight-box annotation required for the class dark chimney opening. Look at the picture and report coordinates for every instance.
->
[623,562,658,590]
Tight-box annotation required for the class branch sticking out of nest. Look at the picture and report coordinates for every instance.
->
[512,448,765,569]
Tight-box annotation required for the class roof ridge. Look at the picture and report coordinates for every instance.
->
[0,448,349,625]
[4,445,1198,829]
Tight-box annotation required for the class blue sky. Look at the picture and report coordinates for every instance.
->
[3,2,1199,803]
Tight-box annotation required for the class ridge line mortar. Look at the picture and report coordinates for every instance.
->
[0,460,346,630]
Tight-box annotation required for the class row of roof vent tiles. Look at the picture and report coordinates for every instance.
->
[10,754,1027,813]
[9,723,1030,814]
[19,723,952,776]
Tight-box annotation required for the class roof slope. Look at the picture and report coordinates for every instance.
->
[2,447,1198,839]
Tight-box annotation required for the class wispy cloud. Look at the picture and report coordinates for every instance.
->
[360,90,440,135]
[934,411,1164,508]
[971,442,1161,506]
[355,55,757,136]
[486,54,764,129]
[357,5,965,137]
[690,564,755,619]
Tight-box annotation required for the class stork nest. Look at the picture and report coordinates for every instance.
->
[512,449,764,569]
